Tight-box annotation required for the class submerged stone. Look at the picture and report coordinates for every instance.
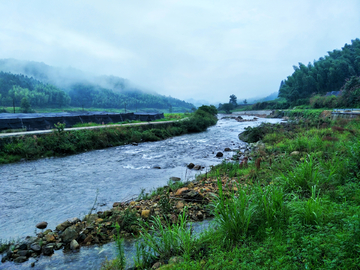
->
[36,222,48,230]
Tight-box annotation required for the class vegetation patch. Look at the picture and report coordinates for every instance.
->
[101,115,360,270]
[0,106,217,164]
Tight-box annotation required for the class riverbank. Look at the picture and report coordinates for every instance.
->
[107,115,360,269]
[0,106,217,164]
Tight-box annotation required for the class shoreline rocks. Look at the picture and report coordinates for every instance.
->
[2,144,246,266]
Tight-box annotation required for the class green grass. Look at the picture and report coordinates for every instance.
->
[113,117,360,269]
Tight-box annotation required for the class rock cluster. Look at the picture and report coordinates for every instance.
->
[221,116,258,122]
[2,143,244,267]
[187,163,204,170]
[2,173,245,266]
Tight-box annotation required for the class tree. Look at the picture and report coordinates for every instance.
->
[219,103,234,114]
[229,94,237,106]
[243,99,247,104]
[20,97,32,113]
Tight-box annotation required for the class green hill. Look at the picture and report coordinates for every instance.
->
[0,59,195,112]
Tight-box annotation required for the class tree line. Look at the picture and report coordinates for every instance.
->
[0,72,71,111]
[234,38,360,111]
[279,38,360,107]
[68,83,194,110]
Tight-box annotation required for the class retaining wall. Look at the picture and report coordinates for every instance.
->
[0,112,164,131]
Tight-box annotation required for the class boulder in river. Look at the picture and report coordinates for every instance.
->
[30,243,41,252]
[70,239,80,250]
[216,152,223,157]
[187,163,195,169]
[36,221,48,230]
[14,256,28,263]
[83,214,98,223]
[61,226,79,243]
[56,220,71,232]
[193,165,202,170]
[42,243,55,256]
[169,177,181,182]
[18,243,28,250]
[224,148,231,151]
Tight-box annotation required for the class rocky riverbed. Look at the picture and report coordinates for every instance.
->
[1,166,248,267]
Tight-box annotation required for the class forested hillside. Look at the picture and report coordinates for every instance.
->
[0,59,195,111]
[0,72,71,108]
[279,38,360,105]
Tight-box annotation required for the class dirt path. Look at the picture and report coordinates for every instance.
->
[0,120,178,138]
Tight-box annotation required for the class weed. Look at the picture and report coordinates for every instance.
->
[159,191,172,214]
[114,222,126,269]
[211,175,255,243]
[54,122,66,133]
[114,208,138,233]
[138,209,199,263]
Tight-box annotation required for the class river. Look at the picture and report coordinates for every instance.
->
[0,115,282,269]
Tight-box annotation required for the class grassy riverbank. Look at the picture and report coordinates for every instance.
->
[105,115,360,269]
[0,106,217,164]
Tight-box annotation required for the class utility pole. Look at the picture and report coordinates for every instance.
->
[124,102,127,113]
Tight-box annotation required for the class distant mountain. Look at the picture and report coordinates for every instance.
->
[0,59,195,111]
[250,92,278,103]
[0,59,128,91]
[185,98,214,108]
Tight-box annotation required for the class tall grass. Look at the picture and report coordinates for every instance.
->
[212,177,256,243]
[136,209,199,268]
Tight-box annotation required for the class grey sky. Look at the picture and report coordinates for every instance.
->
[1,1,359,104]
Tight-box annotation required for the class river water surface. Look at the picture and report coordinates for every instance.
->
[0,115,282,269]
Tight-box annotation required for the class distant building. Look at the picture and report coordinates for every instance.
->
[325,90,342,97]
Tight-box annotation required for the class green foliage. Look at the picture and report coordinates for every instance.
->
[212,178,255,243]
[137,210,199,267]
[113,222,126,269]
[239,122,280,143]
[54,122,66,133]
[339,75,360,107]
[159,191,172,214]
[218,103,234,113]
[229,94,237,106]
[0,72,71,108]
[20,97,33,113]
[68,83,195,111]
[196,105,218,116]
[115,208,138,233]
[279,39,360,106]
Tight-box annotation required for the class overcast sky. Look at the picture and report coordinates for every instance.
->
[1,1,359,104]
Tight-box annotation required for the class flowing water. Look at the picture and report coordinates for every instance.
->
[0,115,282,269]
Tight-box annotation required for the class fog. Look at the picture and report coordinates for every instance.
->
[0,1,359,104]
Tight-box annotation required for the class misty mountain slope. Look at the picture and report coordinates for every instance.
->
[0,59,195,111]
[0,71,71,107]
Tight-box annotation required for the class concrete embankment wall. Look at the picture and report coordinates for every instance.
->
[0,112,164,131]
[232,110,273,116]
[331,112,360,119]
